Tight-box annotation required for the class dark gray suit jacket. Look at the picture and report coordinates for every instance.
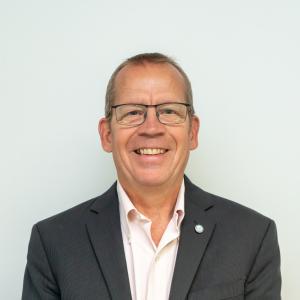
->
[22,177,281,299]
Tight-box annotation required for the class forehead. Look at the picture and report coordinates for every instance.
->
[113,62,186,102]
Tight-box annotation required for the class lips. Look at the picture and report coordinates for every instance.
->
[134,148,168,155]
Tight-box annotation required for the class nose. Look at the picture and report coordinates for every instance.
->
[137,107,165,136]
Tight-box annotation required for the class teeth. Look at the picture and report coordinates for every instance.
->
[138,148,166,155]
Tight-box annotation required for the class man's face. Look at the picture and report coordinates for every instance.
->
[99,63,199,191]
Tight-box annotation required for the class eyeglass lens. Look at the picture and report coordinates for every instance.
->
[115,103,188,126]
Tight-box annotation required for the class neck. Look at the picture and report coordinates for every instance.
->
[120,178,183,218]
[119,177,184,245]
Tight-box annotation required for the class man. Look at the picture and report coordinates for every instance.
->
[22,53,281,299]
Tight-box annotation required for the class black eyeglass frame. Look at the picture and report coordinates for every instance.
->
[109,102,192,126]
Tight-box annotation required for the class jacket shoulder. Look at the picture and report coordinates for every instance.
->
[185,177,274,226]
[34,182,117,231]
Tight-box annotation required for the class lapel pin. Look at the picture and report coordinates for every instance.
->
[195,224,204,234]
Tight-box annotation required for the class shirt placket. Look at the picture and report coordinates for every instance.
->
[145,221,180,300]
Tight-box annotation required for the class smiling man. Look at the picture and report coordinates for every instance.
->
[22,53,281,300]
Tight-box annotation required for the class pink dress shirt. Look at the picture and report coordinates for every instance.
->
[117,181,185,300]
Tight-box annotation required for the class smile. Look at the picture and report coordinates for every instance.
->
[135,148,168,155]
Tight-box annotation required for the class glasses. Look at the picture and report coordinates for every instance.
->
[110,102,191,126]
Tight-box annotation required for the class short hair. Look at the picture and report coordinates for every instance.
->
[105,52,194,118]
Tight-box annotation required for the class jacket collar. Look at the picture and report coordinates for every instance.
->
[169,176,216,300]
[86,182,132,300]
[86,177,216,300]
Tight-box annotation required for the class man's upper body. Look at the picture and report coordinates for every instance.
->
[22,53,281,299]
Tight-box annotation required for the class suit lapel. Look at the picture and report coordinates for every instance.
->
[85,178,215,300]
[86,184,132,300]
[169,178,216,300]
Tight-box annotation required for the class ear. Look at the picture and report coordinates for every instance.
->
[98,117,113,153]
[189,115,200,150]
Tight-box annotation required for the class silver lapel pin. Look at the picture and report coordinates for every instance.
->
[194,224,204,234]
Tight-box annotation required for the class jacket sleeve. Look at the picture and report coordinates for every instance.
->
[245,219,281,299]
[22,224,60,300]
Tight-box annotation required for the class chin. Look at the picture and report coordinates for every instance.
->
[133,172,172,188]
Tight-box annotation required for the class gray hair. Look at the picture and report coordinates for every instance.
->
[105,52,194,118]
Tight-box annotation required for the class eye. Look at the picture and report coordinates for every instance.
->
[160,108,178,115]
[126,109,144,116]
[162,108,176,115]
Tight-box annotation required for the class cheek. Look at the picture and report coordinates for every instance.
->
[111,131,131,158]
[171,131,191,155]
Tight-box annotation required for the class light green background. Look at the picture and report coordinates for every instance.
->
[1,0,299,299]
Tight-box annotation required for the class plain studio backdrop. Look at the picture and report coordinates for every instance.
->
[0,0,299,299]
